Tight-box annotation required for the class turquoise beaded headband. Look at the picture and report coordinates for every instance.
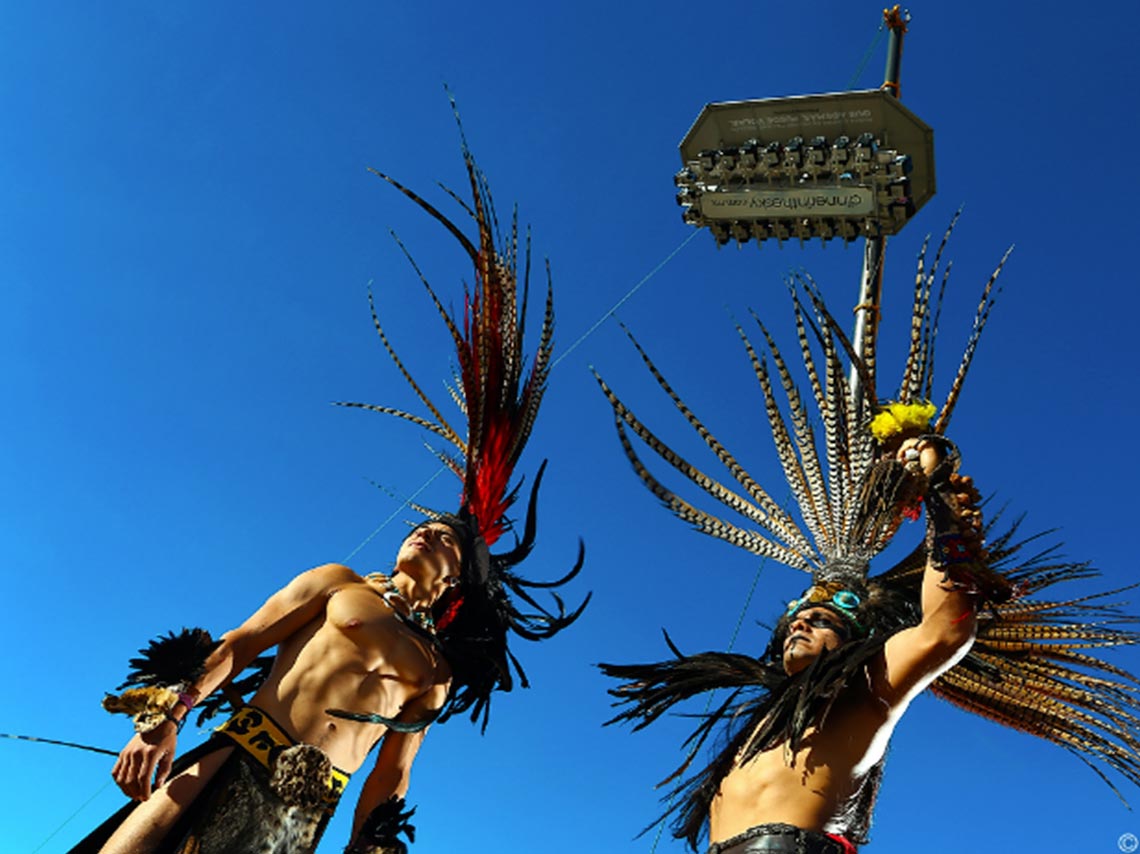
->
[785,586,865,635]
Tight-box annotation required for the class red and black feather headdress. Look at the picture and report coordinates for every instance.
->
[337,107,587,728]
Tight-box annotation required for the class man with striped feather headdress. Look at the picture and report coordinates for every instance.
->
[597,221,1140,854]
[70,121,587,854]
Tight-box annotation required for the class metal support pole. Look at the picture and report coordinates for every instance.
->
[850,6,909,415]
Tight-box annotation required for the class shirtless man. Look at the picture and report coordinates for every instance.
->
[707,440,978,852]
[604,436,981,854]
[708,540,975,852]
[78,519,464,854]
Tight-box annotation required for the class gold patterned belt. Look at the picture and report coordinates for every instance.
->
[217,705,350,805]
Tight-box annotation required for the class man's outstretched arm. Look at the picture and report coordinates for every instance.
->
[111,562,360,800]
[878,439,980,709]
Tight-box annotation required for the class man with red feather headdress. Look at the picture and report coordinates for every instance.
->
[70,123,587,854]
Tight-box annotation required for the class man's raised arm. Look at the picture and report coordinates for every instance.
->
[878,438,980,708]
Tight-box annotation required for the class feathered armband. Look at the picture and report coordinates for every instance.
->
[924,462,1013,604]
[100,627,218,733]
[345,796,417,854]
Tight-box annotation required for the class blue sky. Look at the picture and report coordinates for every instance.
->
[3,3,1139,853]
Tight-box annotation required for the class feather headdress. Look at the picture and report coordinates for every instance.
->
[594,213,1007,587]
[596,219,1140,845]
[338,109,588,727]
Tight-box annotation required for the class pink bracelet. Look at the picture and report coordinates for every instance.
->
[176,692,198,711]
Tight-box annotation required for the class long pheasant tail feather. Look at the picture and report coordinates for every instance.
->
[907,213,957,403]
[367,168,479,263]
[820,315,852,542]
[794,276,858,522]
[421,441,466,480]
[796,273,876,422]
[595,370,815,570]
[593,365,769,527]
[788,282,828,416]
[337,288,464,451]
[899,233,932,403]
[510,270,555,465]
[387,230,476,395]
[932,673,1140,796]
[333,401,458,445]
[932,674,1140,773]
[617,324,810,553]
[921,259,952,404]
[445,368,467,416]
[518,225,533,339]
[934,244,1013,434]
[500,208,522,346]
[436,179,477,221]
[924,533,1140,797]
[742,316,830,553]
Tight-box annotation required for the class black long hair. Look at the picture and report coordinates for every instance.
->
[432,465,589,729]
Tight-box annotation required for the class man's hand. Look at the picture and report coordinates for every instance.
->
[111,719,178,801]
[896,436,942,477]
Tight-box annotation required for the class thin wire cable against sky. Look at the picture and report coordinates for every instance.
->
[340,229,700,556]
[32,781,116,854]
[551,230,700,370]
[341,465,448,562]
[847,20,887,90]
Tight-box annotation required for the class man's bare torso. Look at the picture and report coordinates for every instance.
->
[256,573,447,770]
[709,660,893,844]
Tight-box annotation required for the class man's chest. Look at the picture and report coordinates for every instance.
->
[322,585,440,682]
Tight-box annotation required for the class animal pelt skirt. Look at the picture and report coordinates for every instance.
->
[707,823,856,854]
[68,706,349,854]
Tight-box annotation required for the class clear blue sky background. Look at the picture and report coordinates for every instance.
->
[3,3,1139,853]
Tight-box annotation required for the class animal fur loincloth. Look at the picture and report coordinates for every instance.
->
[68,707,349,854]
[166,743,334,854]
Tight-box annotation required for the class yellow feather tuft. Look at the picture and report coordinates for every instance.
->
[869,401,937,443]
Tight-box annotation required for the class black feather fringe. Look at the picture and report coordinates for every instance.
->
[116,627,218,691]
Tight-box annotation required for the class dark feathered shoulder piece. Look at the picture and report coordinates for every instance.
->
[102,627,220,732]
[105,628,276,730]
[116,627,218,691]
